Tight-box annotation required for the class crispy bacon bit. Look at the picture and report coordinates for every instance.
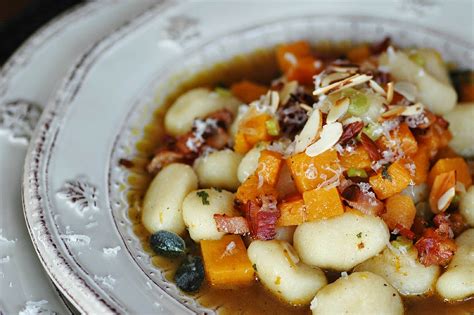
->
[360,133,382,161]
[205,127,230,150]
[394,224,415,240]
[371,37,391,55]
[214,214,250,235]
[339,121,364,144]
[340,184,384,216]
[448,212,468,237]
[119,158,134,168]
[244,195,280,240]
[207,109,234,128]
[435,115,450,129]
[415,228,456,267]
[147,150,185,174]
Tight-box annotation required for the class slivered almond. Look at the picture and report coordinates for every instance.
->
[381,105,405,118]
[294,109,322,153]
[386,82,394,104]
[299,103,313,112]
[329,74,373,95]
[266,90,280,113]
[327,97,350,123]
[429,170,456,213]
[329,65,359,73]
[394,81,417,102]
[369,80,387,96]
[342,116,363,125]
[305,122,343,157]
[279,80,298,105]
[313,74,360,96]
[321,72,351,87]
[401,103,424,116]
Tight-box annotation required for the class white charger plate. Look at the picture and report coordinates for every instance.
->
[21,0,474,314]
[0,1,156,313]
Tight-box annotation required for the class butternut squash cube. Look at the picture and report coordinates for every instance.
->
[369,161,412,200]
[303,187,344,221]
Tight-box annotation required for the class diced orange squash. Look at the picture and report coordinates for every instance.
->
[435,146,459,160]
[277,194,306,226]
[410,143,430,185]
[230,80,268,104]
[428,157,472,188]
[234,113,274,154]
[429,170,456,213]
[377,123,418,157]
[382,194,416,230]
[347,44,371,63]
[256,150,283,187]
[339,145,372,170]
[201,235,254,287]
[303,187,345,221]
[369,161,412,200]
[276,41,312,73]
[417,124,452,158]
[235,174,277,204]
[287,150,341,193]
[286,56,322,85]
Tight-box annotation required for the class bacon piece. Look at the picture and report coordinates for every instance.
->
[205,127,230,150]
[394,223,415,240]
[339,121,364,145]
[244,195,280,240]
[207,109,234,128]
[147,150,185,174]
[360,132,382,161]
[340,184,384,216]
[214,214,250,235]
[415,228,457,267]
[371,37,391,55]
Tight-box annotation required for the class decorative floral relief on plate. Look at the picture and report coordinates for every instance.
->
[0,100,41,142]
[57,177,99,216]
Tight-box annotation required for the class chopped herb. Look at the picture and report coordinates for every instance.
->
[409,52,425,67]
[382,164,392,181]
[215,87,232,97]
[348,168,368,178]
[265,119,280,136]
[356,232,362,238]
[348,92,369,116]
[197,191,210,205]
[252,263,258,272]
[212,187,222,192]
[362,123,382,141]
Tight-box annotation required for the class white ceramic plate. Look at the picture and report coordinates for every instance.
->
[21,0,474,314]
[0,1,155,313]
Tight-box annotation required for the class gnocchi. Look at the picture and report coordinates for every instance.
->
[182,189,238,242]
[355,240,440,295]
[237,144,265,183]
[165,88,240,136]
[142,163,198,234]
[444,103,474,157]
[194,149,242,191]
[436,229,474,301]
[310,272,403,315]
[460,186,474,226]
[248,240,327,305]
[294,212,389,271]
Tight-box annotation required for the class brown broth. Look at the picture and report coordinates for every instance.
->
[126,45,474,314]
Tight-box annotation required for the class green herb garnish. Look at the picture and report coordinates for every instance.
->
[265,119,280,136]
[362,123,382,141]
[356,232,362,238]
[382,164,392,181]
[348,168,368,178]
[348,92,369,116]
[214,87,232,97]
[252,263,258,272]
[197,191,210,205]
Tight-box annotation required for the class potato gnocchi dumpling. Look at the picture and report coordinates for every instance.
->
[355,240,440,295]
[444,103,474,157]
[460,186,474,226]
[165,88,240,136]
[182,189,238,242]
[294,212,389,271]
[310,272,403,315]
[142,163,198,234]
[248,240,327,305]
[237,144,265,183]
[194,149,243,191]
[436,229,474,301]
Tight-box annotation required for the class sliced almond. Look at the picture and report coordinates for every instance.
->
[305,122,343,157]
[429,170,456,213]
[321,72,351,87]
[401,103,424,116]
[394,81,417,102]
[294,109,322,153]
[327,96,350,123]
[381,105,405,118]
[329,74,373,95]
[268,90,280,113]
[313,74,359,96]
[329,65,359,73]
[386,82,394,104]
[342,116,363,125]
[299,103,313,112]
[369,80,387,96]
[279,80,298,105]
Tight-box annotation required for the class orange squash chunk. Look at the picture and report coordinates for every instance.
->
[231,80,268,104]
[234,113,274,154]
[369,161,412,200]
[377,123,418,157]
[382,194,416,230]
[410,143,430,185]
[277,194,306,226]
[339,145,372,170]
[347,44,371,63]
[235,174,277,204]
[201,235,254,287]
[303,187,344,222]
[427,157,472,188]
[276,41,312,73]
[286,56,322,85]
[234,131,252,154]
[256,150,283,187]
[287,150,341,193]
